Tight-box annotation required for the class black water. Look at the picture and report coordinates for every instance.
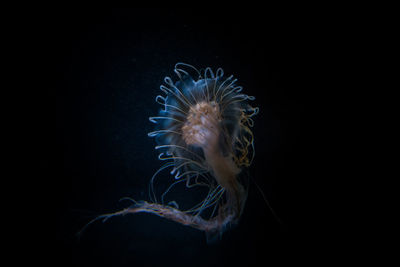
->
[33,8,324,266]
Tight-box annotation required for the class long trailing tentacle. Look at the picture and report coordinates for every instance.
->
[80,200,234,236]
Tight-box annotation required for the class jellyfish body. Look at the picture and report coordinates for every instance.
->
[85,63,258,242]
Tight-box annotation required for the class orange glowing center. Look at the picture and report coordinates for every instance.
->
[182,101,221,146]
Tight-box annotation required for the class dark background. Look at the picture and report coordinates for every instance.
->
[32,8,325,266]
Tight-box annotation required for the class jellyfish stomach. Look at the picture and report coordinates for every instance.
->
[182,100,246,219]
[203,144,246,219]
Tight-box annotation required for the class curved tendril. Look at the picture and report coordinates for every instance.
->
[220,86,243,101]
[149,162,175,203]
[214,75,234,101]
[204,67,215,101]
[175,62,202,79]
[149,116,184,124]
[155,144,205,161]
[188,185,225,216]
[156,153,206,170]
[218,78,238,102]
[162,77,194,108]
[160,84,191,109]
[161,179,186,204]
[148,129,182,137]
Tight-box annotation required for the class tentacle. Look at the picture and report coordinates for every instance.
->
[99,201,236,235]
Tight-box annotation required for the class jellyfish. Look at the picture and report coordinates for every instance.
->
[81,63,259,242]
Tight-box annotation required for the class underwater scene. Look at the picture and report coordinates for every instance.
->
[34,8,320,267]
